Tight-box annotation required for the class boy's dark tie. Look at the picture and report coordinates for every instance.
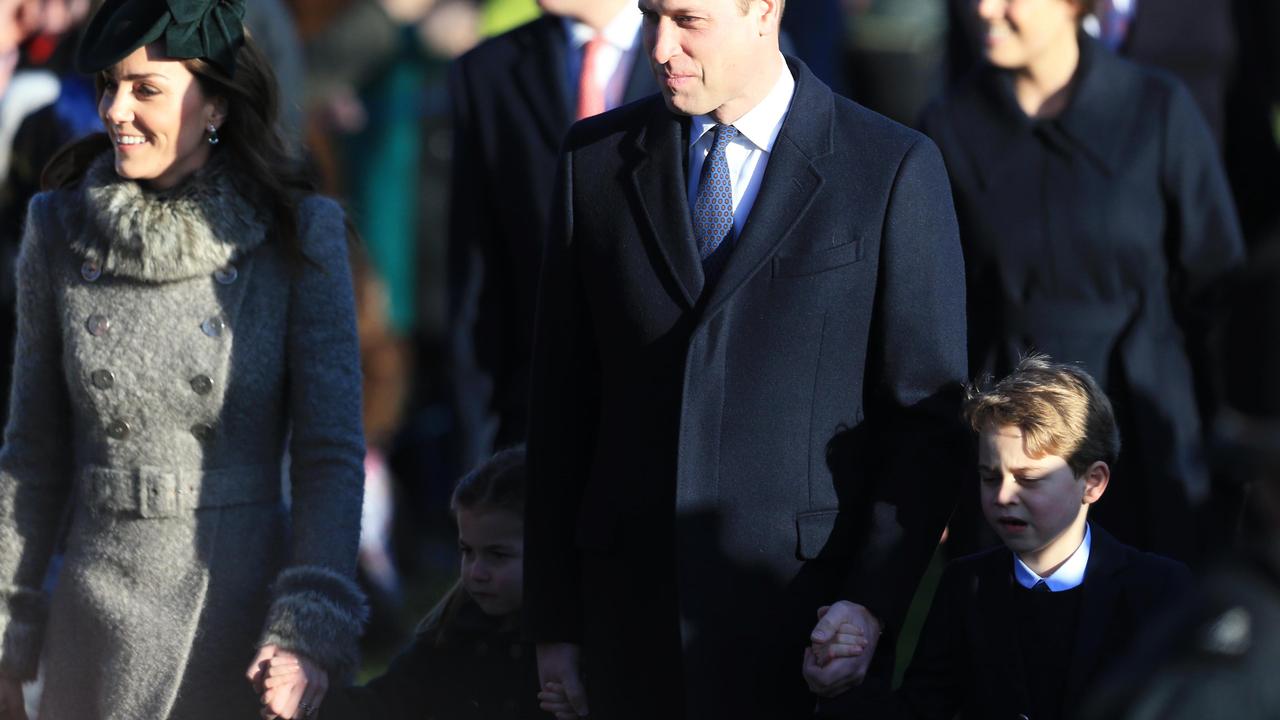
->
[693,124,739,267]
[1032,580,1050,592]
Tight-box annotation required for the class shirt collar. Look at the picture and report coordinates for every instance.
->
[564,6,644,52]
[688,57,795,152]
[1013,524,1092,592]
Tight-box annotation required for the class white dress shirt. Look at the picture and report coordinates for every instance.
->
[686,59,796,236]
[1013,524,1093,592]
[564,7,644,113]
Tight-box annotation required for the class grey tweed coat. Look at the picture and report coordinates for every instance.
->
[0,153,367,719]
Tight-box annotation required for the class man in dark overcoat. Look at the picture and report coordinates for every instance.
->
[524,0,970,718]
[448,0,656,468]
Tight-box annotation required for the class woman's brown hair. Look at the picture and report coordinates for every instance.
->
[43,31,318,262]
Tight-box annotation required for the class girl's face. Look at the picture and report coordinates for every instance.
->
[975,0,1080,71]
[99,44,225,191]
[458,508,524,616]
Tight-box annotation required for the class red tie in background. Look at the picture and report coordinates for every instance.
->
[577,36,606,120]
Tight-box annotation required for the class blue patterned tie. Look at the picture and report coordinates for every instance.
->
[693,124,739,263]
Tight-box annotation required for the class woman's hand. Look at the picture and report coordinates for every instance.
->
[0,677,27,720]
[246,644,329,719]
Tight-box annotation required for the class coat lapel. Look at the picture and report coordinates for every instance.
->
[513,16,572,153]
[626,106,704,308]
[701,58,829,318]
[1052,35,1137,176]
[1063,525,1129,701]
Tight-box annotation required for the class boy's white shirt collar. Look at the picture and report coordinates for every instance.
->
[1013,524,1092,592]
[688,57,794,153]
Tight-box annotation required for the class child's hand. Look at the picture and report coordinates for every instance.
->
[537,681,584,720]
[247,645,329,719]
[802,602,881,698]
[808,604,870,666]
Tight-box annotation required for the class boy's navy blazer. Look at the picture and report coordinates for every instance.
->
[525,56,970,718]
[448,15,656,464]
[899,525,1193,719]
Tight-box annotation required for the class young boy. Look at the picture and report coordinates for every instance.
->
[806,355,1192,718]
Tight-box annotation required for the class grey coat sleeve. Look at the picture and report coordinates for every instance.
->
[258,196,368,682]
[0,194,75,680]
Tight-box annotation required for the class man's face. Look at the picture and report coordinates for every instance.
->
[458,508,524,616]
[639,0,775,120]
[977,424,1092,563]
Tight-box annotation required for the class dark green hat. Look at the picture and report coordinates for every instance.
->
[75,0,247,76]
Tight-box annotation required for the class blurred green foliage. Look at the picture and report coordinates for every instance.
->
[481,0,541,37]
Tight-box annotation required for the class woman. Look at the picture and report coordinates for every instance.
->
[0,1,365,718]
[921,0,1245,559]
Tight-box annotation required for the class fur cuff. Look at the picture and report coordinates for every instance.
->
[259,566,368,682]
[0,586,48,681]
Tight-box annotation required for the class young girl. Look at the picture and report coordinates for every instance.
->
[261,447,578,720]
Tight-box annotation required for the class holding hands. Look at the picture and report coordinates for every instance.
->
[536,642,589,719]
[247,644,329,719]
[802,601,882,698]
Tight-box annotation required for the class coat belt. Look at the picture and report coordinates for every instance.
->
[78,464,282,518]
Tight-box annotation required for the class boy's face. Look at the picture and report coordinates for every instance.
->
[977,423,1106,570]
[458,508,524,616]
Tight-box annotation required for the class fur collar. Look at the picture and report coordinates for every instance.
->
[68,151,268,282]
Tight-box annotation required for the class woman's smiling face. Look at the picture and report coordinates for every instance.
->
[98,44,225,191]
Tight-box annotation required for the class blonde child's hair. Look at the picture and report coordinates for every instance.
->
[964,355,1120,476]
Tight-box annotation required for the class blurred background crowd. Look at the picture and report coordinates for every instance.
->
[0,0,1278,681]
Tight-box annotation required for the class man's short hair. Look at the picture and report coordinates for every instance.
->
[736,0,785,18]
[964,354,1120,477]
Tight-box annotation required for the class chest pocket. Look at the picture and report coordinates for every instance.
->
[772,239,863,278]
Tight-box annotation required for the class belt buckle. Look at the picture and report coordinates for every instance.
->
[136,468,179,518]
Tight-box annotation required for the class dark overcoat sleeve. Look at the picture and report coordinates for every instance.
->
[1160,81,1245,426]
[523,145,597,643]
[841,137,969,634]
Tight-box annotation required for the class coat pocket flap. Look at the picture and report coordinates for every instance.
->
[773,239,863,278]
[796,509,842,560]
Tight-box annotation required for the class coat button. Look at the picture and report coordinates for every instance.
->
[191,422,216,442]
[190,375,213,395]
[201,316,225,337]
[90,369,114,390]
[214,266,238,284]
[106,419,130,439]
[85,314,111,336]
[81,261,102,282]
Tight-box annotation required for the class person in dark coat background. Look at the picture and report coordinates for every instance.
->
[447,0,656,470]
[921,0,1245,561]
[525,0,971,717]
[949,0,1280,249]
[1081,246,1280,720]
